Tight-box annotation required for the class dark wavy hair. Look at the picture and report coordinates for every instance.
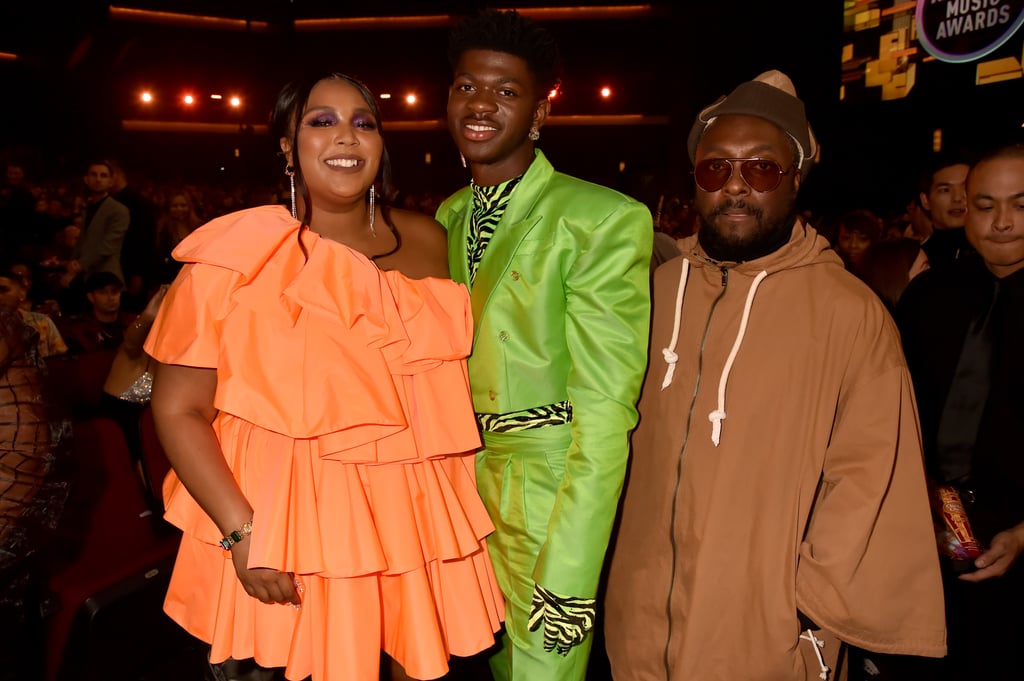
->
[448,9,563,95]
[269,72,395,234]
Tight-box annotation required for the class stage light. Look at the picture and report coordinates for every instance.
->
[600,86,612,99]
[405,93,418,105]
[183,94,195,105]
[229,96,241,107]
[380,93,392,100]
[140,91,154,104]
[210,94,223,100]
[549,88,559,99]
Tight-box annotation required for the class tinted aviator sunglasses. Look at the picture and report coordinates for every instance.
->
[693,158,795,193]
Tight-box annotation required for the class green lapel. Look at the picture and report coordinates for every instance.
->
[467,150,554,342]
[445,196,473,287]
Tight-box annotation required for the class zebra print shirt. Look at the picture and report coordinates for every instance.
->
[467,175,523,284]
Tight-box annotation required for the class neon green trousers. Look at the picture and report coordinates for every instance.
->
[478,425,593,681]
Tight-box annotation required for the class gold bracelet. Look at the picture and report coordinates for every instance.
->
[219,519,253,550]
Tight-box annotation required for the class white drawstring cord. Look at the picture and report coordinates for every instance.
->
[799,629,830,681]
[660,258,690,389]
[708,269,767,446]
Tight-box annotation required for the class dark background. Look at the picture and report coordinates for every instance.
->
[1,0,1021,220]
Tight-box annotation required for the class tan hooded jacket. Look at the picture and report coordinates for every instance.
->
[604,220,945,681]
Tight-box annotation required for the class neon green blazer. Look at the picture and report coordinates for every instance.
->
[436,150,653,597]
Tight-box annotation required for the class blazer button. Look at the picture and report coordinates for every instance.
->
[488,390,497,401]
[510,270,521,281]
[498,331,509,342]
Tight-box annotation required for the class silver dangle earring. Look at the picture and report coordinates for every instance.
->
[285,165,297,219]
[528,127,540,141]
[460,153,467,168]
[368,185,376,238]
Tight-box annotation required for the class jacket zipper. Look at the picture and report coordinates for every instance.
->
[663,265,730,679]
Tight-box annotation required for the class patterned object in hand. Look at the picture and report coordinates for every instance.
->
[527,583,596,656]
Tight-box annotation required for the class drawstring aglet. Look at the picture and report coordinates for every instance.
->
[660,348,678,389]
[799,629,830,681]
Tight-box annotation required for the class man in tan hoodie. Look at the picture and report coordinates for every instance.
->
[603,70,946,681]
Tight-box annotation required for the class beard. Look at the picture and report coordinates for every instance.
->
[697,198,797,263]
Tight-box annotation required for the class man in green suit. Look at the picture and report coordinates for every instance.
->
[435,10,653,680]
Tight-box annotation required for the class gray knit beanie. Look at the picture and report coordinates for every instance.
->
[687,70,818,178]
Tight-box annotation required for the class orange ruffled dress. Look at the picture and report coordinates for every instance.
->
[143,206,504,681]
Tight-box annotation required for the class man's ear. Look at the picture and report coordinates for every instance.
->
[533,97,551,132]
[919,192,931,212]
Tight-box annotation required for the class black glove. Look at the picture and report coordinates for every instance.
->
[527,583,596,656]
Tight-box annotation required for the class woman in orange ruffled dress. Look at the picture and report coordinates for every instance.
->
[144,72,503,681]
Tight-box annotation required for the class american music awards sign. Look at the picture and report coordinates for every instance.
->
[916,0,1024,62]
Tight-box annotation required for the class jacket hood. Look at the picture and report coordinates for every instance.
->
[677,217,840,275]
[660,218,840,446]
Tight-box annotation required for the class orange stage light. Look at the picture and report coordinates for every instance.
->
[504,5,662,21]
[109,6,272,32]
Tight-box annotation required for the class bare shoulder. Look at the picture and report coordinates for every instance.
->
[390,208,448,251]
[381,207,450,279]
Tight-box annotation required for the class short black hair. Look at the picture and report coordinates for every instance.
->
[85,271,124,292]
[85,158,115,175]
[915,148,975,203]
[448,9,563,95]
[972,142,1024,167]
[0,262,26,286]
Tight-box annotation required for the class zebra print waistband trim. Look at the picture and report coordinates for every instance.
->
[476,400,573,433]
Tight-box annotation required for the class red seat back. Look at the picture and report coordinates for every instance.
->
[45,416,180,681]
